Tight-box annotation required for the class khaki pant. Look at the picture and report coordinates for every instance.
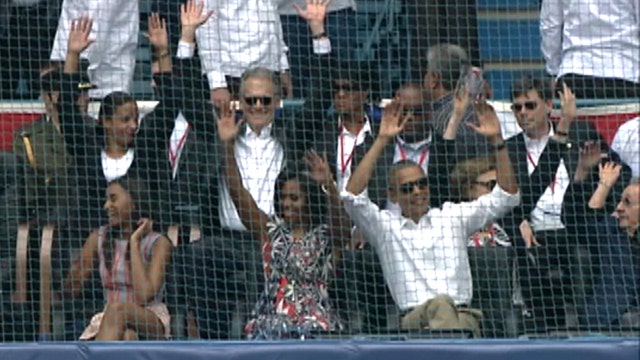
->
[400,294,483,338]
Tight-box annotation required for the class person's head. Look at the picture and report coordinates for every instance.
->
[615,178,640,236]
[423,44,469,101]
[38,62,62,118]
[388,160,430,222]
[98,92,139,148]
[332,62,378,116]
[239,67,281,133]
[395,83,432,143]
[450,156,497,201]
[511,76,553,139]
[273,167,326,229]
[103,174,150,229]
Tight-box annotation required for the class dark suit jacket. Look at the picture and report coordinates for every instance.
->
[169,58,309,233]
[150,59,219,237]
[502,120,608,241]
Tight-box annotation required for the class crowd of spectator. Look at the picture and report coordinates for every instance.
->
[0,0,638,342]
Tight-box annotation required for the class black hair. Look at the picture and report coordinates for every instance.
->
[98,91,138,124]
[273,164,326,229]
[511,75,553,101]
[103,173,154,271]
[332,60,381,103]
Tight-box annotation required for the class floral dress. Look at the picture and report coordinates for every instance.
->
[244,217,343,339]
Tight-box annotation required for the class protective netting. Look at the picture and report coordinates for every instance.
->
[0,0,639,343]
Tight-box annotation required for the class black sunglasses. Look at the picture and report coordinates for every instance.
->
[473,179,497,189]
[244,96,273,107]
[511,101,538,112]
[397,178,429,194]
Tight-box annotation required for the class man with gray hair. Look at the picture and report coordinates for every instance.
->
[176,66,305,339]
[423,43,491,159]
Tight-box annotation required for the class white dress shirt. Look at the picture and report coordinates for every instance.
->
[196,0,289,90]
[336,117,372,191]
[277,0,355,15]
[50,0,139,98]
[611,116,640,177]
[219,124,285,231]
[524,127,571,231]
[541,0,640,83]
[341,186,520,310]
[101,148,134,183]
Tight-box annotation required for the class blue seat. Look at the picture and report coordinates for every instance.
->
[476,0,540,11]
[478,18,542,62]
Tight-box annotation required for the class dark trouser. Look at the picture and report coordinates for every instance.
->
[557,74,640,100]
[172,228,263,340]
[468,246,521,338]
[517,228,592,331]
[332,245,394,333]
[280,9,359,102]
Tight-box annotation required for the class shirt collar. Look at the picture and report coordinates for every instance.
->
[245,122,273,139]
[524,121,554,147]
[339,114,372,135]
[396,131,432,150]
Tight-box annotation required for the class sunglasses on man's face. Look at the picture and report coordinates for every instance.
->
[473,179,497,190]
[397,177,429,194]
[243,96,273,107]
[511,101,538,112]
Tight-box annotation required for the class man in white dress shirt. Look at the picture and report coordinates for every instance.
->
[49,0,139,99]
[611,117,640,178]
[196,0,291,108]
[341,99,520,337]
[541,0,640,98]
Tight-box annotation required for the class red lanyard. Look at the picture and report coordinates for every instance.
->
[527,151,557,194]
[168,125,190,170]
[396,139,429,167]
[339,125,363,174]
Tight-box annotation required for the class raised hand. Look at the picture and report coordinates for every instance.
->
[577,141,604,171]
[145,13,169,51]
[452,81,471,120]
[599,161,622,187]
[131,218,153,243]
[304,149,333,186]
[378,100,409,139]
[181,0,214,29]
[293,0,332,24]
[217,103,242,143]
[68,17,94,54]
[469,100,502,142]
[558,82,576,122]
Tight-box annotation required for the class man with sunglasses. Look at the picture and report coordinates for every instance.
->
[340,99,520,337]
[502,75,608,330]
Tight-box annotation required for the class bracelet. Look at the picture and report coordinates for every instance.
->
[312,32,327,40]
[599,180,611,188]
[555,130,569,137]
[321,181,337,195]
[493,142,506,151]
